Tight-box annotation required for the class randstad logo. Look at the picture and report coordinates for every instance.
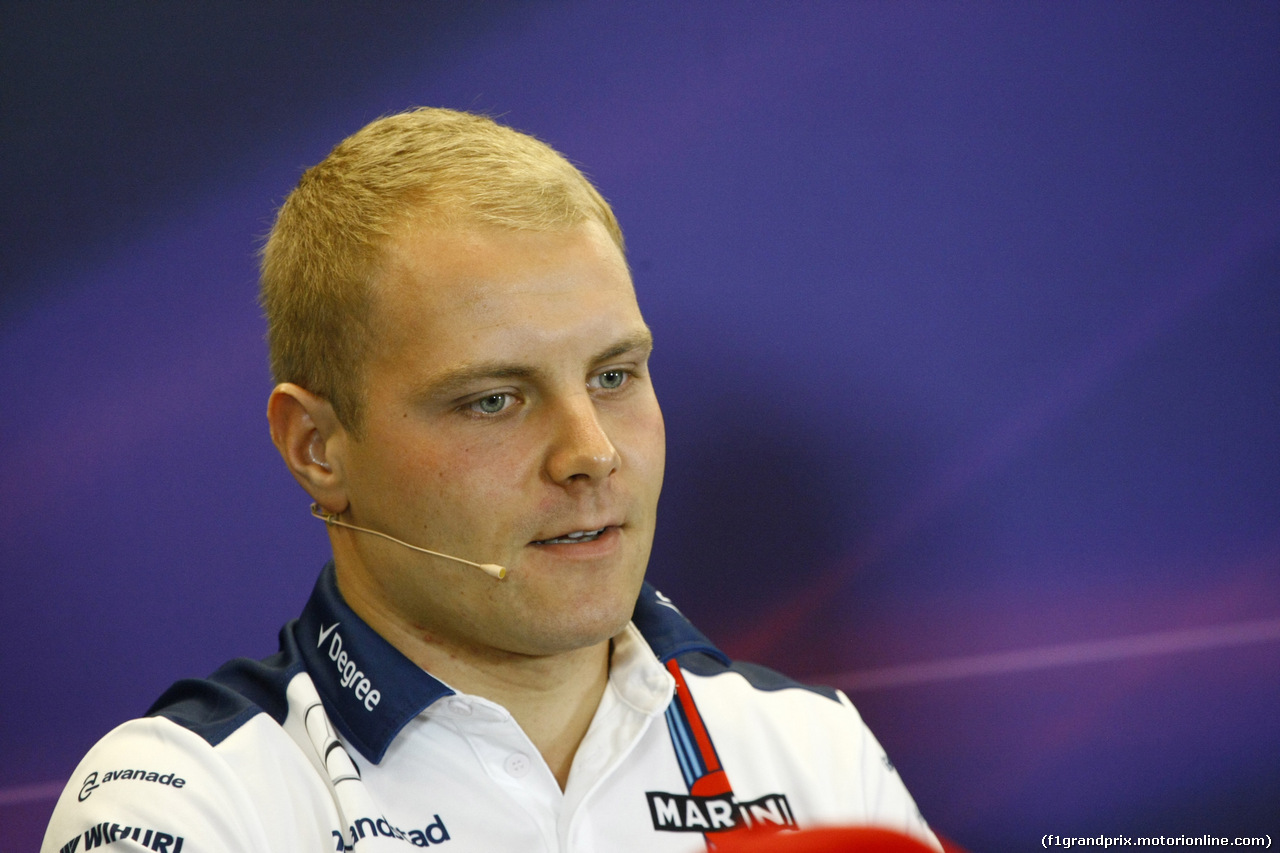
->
[79,769,186,802]
[338,814,451,848]
[318,623,382,711]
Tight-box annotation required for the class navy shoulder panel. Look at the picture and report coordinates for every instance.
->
[676,650,842,704]
[146,622,304,747]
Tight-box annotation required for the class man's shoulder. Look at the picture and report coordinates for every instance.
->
[145,632,304,748]
[669,649,870,765]
[673,650,844,704]
[665,650,938,847]
[40,640,338,853]
[631,583,852,726]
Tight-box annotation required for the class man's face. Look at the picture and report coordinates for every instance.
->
[331,221,664,660]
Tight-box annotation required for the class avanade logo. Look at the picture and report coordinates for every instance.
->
[318,623,383,711]
[79,769,186,802]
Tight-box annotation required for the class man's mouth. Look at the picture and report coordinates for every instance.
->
[532,526,611,546]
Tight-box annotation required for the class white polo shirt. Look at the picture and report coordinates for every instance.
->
[42,563,940,852]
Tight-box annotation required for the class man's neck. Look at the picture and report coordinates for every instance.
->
[338,571,611,790]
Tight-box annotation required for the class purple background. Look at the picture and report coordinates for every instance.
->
[3,3,1278,849]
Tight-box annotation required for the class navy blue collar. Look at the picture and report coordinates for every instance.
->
[293,562,453,764]
[631,584,728,666]
[294,562,727,765]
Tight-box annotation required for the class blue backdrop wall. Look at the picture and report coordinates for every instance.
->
[3,3,1278,850]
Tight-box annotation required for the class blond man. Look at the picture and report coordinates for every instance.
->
[43,108,940,853]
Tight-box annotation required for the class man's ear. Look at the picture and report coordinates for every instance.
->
[267,383,350,514]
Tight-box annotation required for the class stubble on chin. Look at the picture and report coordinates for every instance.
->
[496,575,642,658]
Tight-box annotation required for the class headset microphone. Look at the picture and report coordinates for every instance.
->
[309,504,507,580]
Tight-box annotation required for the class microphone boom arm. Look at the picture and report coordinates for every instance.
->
[309,503,507,580]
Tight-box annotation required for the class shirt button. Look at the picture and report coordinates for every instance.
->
[504,752,531,778]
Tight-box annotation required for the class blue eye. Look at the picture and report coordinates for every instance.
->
[596,370,626,390]
[472,394,511,415]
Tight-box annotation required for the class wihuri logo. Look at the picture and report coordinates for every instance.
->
[58,822,184,853]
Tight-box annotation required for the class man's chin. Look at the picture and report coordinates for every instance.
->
[506,602,636,658]
[498,558,647,654]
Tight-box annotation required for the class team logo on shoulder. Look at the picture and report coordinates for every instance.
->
[645,791,797,833]
[57,821,185,853]
[78,769,186,801]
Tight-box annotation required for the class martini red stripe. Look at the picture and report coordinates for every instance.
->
[666,659,722,774]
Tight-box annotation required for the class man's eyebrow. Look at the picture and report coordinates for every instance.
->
[417,329,655,399]
[591,329,655,365]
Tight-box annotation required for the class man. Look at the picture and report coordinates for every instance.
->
[43,108,940,852]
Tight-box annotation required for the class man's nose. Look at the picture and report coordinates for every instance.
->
[545,394,620,484]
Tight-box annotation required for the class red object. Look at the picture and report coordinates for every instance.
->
[711,826,941,853]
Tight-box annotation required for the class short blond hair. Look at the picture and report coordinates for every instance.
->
[259,107,624,433]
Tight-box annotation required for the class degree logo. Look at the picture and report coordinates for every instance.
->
[318,622,382,712]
